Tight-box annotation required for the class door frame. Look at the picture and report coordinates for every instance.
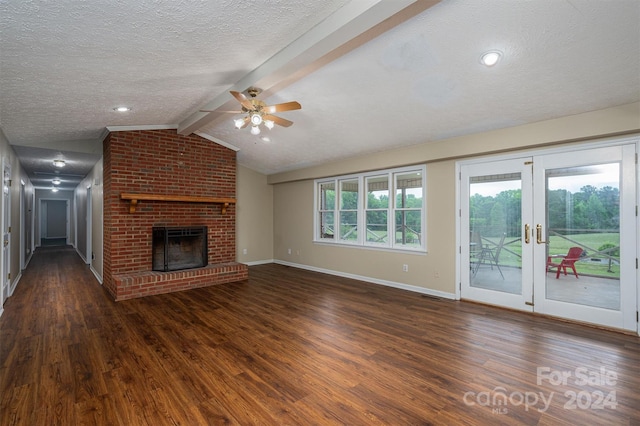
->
[455,135,639,334]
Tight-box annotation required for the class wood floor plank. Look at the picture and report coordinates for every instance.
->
[1,246,639,425]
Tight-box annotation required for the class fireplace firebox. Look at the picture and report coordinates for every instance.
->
[152,226,208,272]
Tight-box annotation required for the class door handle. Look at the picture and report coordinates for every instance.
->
[524,224,530,244]
[536,224,547,244]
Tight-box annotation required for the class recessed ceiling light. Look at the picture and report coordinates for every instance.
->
[480,50,503,67]
[113,106,132,112]
[53,159,66,168]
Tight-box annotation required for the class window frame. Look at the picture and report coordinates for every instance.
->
[314,165,426,253]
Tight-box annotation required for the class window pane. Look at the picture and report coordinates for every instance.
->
[319,212,334,239]
[395,171,423,208]
[339,211,358,242]
[319,182,335,210]
[367,176,389,209]
[395,210,422,247]
[340,179,359,210]
[366,211,387,244]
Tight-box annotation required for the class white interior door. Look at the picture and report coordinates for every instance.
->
[460,142,637,331]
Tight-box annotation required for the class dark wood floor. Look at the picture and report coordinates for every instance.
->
[1,247,639,425]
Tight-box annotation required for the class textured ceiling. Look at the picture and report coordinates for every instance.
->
[1,0,639,182]
[12,145,100,191]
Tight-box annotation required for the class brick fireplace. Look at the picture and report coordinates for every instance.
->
[103,129,248,301]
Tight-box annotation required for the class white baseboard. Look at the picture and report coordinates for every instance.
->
[9,272,22,297]
[75,246,88,264]
[243,259,275,266]
[273,260,456,300]
[24,252,33,269]
[90,265,103,285]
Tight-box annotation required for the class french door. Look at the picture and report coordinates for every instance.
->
[460,143,637,331]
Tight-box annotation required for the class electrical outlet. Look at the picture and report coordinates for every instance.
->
[287,248,292,255]
[242,248,247,255]
[402,264,409,272]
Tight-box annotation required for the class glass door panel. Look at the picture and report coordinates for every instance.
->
[460,159,533,311]
[533,144,636,331]
[544,163,620,310]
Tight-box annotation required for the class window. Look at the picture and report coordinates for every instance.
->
[339,179,359,243]
[315,165,426,252]
[318,181,335,239]
[365,175,389,246]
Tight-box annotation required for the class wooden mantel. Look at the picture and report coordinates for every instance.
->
[120,193,237,214]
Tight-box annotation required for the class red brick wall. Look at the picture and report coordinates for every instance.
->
[103,129,247,300]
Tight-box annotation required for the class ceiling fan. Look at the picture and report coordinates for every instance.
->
[202,87,301,135]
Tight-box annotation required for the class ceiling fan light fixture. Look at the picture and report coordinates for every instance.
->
[53,159,66,168]
[480,50,502,67]
[228,89,300,135]
[250,113,263,126]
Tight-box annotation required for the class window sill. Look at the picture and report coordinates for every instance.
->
[313,240,427,255]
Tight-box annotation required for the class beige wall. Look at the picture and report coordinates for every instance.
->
[269,102,640,183]
[269,102,640,297]
[237,165,274,264]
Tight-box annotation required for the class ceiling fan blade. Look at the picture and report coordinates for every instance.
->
[264,101,301,114]
[230,90,256,111]
[264,114,293,128]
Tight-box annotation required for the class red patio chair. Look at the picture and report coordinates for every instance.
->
[546,247,583,279]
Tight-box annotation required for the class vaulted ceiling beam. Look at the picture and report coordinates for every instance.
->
[178,0,439,136]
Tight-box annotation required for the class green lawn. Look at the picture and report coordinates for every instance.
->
[481,233,620,278]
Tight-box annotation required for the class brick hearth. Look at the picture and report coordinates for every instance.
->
[103,129,248,301]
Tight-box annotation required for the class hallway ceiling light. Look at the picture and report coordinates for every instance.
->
[53,159,66,168]
[51,187,59,192]
[113,106,132,112]
[52,178,61,185]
